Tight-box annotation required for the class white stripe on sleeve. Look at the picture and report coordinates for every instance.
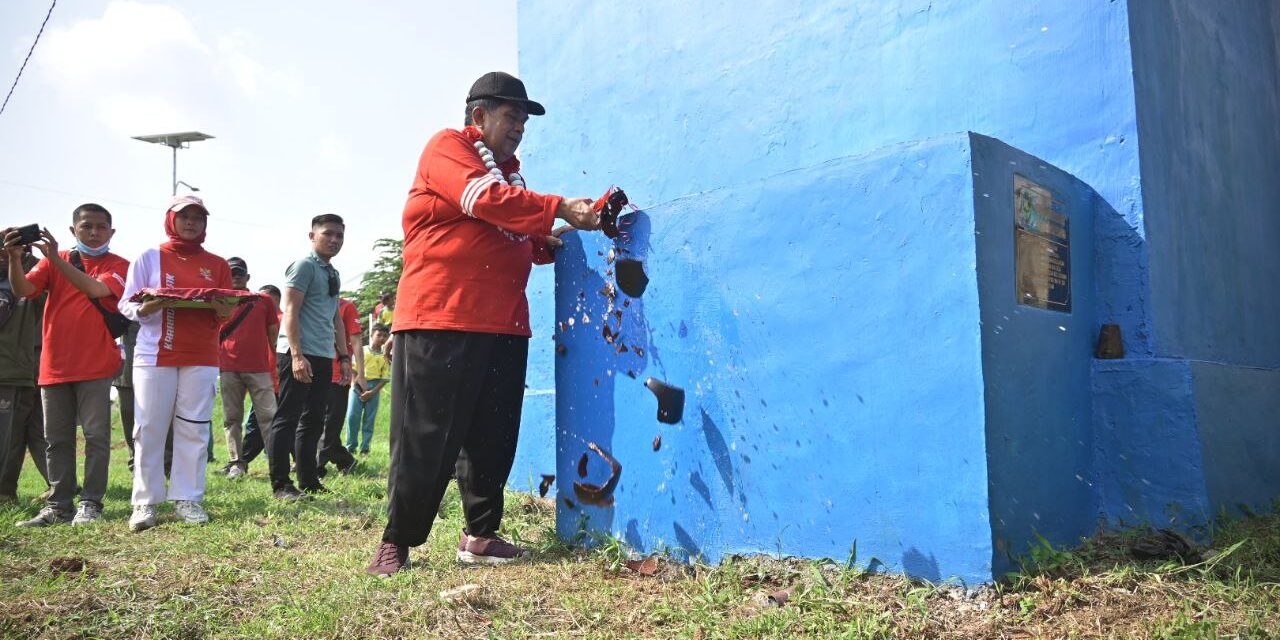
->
[460,175,497,217]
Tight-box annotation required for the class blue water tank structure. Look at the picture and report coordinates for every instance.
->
[505,0,1280,582]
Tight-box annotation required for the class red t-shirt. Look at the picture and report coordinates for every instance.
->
[270,309,282,391]
[397,128,563,337]
[331,298,361,384]
[25,250,129,385]
[218,293,280,373]
[119,247,233,367]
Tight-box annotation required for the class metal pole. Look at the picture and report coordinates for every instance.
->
[171,144,177,196]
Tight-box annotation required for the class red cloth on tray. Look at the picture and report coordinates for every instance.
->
[129,287,254,306]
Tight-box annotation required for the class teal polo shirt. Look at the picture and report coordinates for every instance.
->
[282,251,339,358]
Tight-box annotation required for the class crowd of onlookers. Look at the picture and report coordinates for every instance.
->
[0,200,392,531]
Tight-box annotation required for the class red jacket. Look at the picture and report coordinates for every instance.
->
[396,128,562,337]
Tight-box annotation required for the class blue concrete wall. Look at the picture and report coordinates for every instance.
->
[1092,359,1212,533]
[510,264,557,493]
[553,134,995,583]
[519,0,1142,226]
[969,134,1098,572]
[1128,0,1280,367]
[1189,363,1280,517]
[517,0,1153,508]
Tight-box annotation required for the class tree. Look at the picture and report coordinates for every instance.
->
[342,237,402,319]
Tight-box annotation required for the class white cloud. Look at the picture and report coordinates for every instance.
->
[34,1,283,135]
[317,134,353,170]
[39,2,208,84]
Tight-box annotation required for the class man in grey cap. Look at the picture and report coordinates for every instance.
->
[217,257,279,479]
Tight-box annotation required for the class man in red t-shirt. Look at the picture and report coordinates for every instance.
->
[317,297,362,476]
[366,72,601,576]
[3,204,129,527]
[218,257,279,479]
[241,284,282,465]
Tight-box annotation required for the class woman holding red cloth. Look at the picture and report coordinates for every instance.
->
[119,195,233,532]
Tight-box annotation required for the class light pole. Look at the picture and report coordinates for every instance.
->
[131,131,214,195]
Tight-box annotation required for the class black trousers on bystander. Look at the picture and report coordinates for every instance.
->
[317,382,356,472]
[382,330,528,547]
[267,353,332,492]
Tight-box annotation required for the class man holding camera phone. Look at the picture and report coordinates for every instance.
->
[3,204,129,527]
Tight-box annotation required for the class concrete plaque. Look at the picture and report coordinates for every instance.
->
[1014,174,1071,312]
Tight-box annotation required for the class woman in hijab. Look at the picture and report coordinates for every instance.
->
[119,195,233,531]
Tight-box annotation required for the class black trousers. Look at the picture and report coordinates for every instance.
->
[383,330,528,547]
[267,352,332,491]
[242,405,263,463]
[317,382,356,471]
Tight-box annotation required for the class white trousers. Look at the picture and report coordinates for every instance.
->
[132,365,218,506]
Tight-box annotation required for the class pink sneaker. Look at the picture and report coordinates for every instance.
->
[456,531,529,565]
[366,541,409,577]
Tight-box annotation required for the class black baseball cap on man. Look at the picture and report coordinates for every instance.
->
[227,256,248,276]
[467,71,545,116]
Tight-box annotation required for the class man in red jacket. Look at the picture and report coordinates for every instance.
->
[367,72,600,576]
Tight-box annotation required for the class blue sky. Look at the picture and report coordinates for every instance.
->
[1,1,517,291]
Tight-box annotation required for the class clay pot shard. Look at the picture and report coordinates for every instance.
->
[538,474,555,498]
[572,441,623,506]
[767,587,795,607]
[615,259,649,297]
[645,378,685,424]
[577,452,590,478]
[624,555,660,577]
[652,434,662,451]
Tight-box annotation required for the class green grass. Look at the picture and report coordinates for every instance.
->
[1,392,1278,638]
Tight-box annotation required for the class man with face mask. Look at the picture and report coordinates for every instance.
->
[0,241,49,504]
[3,204,129,527]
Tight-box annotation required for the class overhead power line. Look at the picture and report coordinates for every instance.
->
[0,0,57,118]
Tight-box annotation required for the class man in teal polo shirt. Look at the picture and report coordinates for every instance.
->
[267,214,352,500]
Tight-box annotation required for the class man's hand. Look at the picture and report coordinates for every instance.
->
[137,298,174,317]
[30,228,58,259]
[339,359,353,386]
[359,390,375,402]
[545,225,575,249]
[292,354,313,383]
[209,298,235,319]
[555,197,601,231]
[1,228,25,258]
[354,373,368,391]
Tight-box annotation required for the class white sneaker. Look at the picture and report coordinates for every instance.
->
[174,500,209,525]
[129,505,157,532]
[227,465,245,480]
[71,501,103,526]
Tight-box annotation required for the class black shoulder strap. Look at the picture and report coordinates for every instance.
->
[68,250,114,318]
[219,299,257,342]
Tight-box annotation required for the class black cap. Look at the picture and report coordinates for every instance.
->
[227,256,248,275]
[466,71,545,116]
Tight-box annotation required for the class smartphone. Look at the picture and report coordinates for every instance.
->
[15,224,40,245]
